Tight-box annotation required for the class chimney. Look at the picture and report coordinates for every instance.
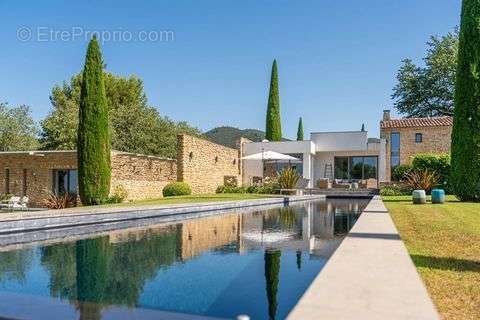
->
[383,109,391,121]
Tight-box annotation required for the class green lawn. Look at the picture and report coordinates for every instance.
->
[383,196,480,320]
[103,193,276,208]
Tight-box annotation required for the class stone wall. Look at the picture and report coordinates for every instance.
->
[180,213,242,260]
[177,134,241,194]
[110,152,177,201]
[380,126,452,181]
[0,151,177,206]
[0,151,77,206]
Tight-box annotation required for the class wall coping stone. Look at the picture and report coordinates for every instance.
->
[0,195,325,236]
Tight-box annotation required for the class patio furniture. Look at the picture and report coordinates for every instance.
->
[242,150,301,181]
[332,179,350,189]
[317,178,331,189]
[431,189,445,204]
[0,196,20,211]
[0,196,29,211]
[412,190,426,204]
[365,178,378,189]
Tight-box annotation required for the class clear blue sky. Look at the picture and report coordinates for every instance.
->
[0,0,460,139]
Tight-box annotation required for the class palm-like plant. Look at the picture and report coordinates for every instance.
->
[404,169,438,192]
[278,167,300,189]
[43,192,77,209]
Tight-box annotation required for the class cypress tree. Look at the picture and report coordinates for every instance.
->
[264,249,280,320]
[296,117,304,140]
[77,36,111,205]
[451,0,480,201]
[361,123,366,132]
[265,60,282,141]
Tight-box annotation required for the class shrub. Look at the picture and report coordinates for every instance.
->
[43,192,77,209]
[278,167,300,189]
[380,184,411,196]
[411,153,450,189]
[163,182,192,197]
[404,169,439,193]
[0,194,12,201]
[216,185,246,194]
[392,164,413,181]
[107,184,128,204]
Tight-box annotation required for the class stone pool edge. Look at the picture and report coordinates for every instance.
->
[0,195,324,235]
[287,195,440,320]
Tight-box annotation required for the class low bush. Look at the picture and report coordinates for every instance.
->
[107,184,128,204]
[163,182,192,197]
[380,184,411,196]
[43,192,77,209]
[0,193,12,201]
[216,185,246,194]
[392,164,413,181]
[217,183,280,195]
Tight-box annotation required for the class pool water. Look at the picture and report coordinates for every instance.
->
[0,198,369,320]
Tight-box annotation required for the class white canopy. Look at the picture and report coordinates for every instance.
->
[241,150,301,162]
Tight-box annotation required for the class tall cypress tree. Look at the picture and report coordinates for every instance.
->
[296,117,304,141]
[265,60,282,141]
[77,36,111,205]
[451,0,480,201]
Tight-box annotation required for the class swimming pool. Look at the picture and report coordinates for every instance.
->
[0,198,369,320]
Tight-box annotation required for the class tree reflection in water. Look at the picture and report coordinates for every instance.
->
[0,249,33,284]
[39,225,181,319]
[264,249,281,320]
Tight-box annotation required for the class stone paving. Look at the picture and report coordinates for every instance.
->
[288,196,440,320]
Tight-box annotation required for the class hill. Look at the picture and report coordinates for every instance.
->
[203,126,266,148]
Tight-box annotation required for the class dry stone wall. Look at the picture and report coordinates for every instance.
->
[177,134,241,194]
[110,152,177,201]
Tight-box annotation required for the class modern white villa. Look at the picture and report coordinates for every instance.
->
[242,130,386,188]
[242,110,453,188]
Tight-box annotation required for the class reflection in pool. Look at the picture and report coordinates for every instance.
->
[0,198,369,320]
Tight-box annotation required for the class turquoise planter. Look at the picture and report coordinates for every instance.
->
[412,190,426,204]
[431,189,445,204]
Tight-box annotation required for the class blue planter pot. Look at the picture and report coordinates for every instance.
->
[412,190,426,204]
[431,189,445,204]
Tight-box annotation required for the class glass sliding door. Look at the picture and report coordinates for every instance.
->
[363,156,377,179]
[53,169,78,195]
[333,156,378,180]
[349,157,364,180]
[334,157,349,179]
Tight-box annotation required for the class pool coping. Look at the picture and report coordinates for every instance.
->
[287,195,440,320]
[0,195,324,235]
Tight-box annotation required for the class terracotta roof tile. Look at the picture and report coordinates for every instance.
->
[380,116,453,129]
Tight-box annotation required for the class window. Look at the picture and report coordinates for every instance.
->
[390,132,400,175]
[415,133,423,143]
[4,169,9,194]
[22,169,27,196]
[333,156,378,180]
[52,169,78,195]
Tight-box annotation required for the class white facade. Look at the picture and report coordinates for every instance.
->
[242,131,387,188]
